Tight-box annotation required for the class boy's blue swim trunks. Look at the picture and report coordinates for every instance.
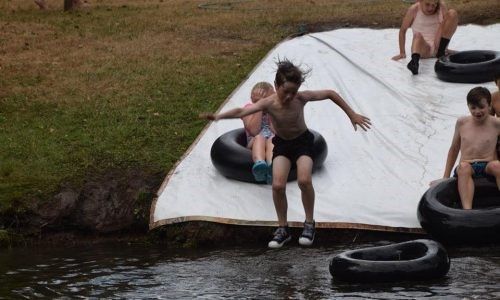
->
[453,161,491,178]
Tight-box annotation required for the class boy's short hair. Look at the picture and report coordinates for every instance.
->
[275,59,306,87]
[467,86,491,106]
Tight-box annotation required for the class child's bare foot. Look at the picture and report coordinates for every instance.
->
[34,0,47,10]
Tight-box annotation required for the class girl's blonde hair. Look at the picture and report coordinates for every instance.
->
[251,82,273,93]
[420,0,441,13]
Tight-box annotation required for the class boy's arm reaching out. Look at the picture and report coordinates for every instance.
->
[199,99,267,121]
[443,120,461,178]
[301,89,372,131]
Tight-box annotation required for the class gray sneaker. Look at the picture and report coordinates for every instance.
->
[298,221,315,246]
[268,226,291,249]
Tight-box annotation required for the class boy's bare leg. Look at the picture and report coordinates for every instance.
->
[456,162,475,209]
[272,156,292,226]
[296,155,315,222]
[485,160,500,189]
[251,135,266,162]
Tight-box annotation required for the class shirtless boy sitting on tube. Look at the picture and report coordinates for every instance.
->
[437,87,500,209]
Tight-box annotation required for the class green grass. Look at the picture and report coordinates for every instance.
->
[0,37,266,212]
[1,70,246,195]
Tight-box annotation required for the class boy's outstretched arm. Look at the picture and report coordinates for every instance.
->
[302,89,371,131]
[199,100,266,121]
[443,120,461,178]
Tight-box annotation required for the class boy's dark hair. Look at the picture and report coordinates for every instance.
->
[466,86,491,106]
[275,59,307,87]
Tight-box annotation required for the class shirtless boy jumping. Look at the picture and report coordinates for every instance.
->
[201,60,371,248]
[440,87,500,209]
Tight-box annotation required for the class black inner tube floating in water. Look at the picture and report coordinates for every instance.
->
[418,177,500,245]
[329,239,450,283]
[210,128,328,183]
[434,50,500,83]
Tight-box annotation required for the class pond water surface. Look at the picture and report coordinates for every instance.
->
[1,241,499,299]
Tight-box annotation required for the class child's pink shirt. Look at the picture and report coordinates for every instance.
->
[411,3,444,56]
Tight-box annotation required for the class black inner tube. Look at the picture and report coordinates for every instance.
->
[434,50,500,83]
[434,177,499,209]
[210,128,328,183]
[417,177,500,244]
[449,52,496,64]
[350,243,428,261]
[330,239,450,283]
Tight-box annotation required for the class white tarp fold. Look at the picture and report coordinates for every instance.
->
[151,24,499,232]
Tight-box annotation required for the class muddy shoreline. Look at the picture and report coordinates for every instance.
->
[1,168,163,248]
[0,165,427,248]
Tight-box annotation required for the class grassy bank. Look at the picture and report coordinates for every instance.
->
[0,0,498,231]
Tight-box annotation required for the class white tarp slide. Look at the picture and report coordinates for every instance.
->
[151,24,499,232]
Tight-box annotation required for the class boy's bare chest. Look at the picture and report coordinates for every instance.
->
[269,101,304,122]
[460,124,497,149]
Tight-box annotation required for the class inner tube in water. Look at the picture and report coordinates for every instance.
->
[210,128,328,183]
[329,239,450,283]
[418,177,500,244]
[434,50,500,83]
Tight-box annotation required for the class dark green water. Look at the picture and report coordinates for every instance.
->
[1,241,499,299]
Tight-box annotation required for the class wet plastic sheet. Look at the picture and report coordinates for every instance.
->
[151,24,499,232]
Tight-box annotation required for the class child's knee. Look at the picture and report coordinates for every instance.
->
[446,9,458,21]
[487,161,500,175]
[457,162,473,177]
[254,134,265,143]
[272,181,286,194]
[297,177,313,191]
